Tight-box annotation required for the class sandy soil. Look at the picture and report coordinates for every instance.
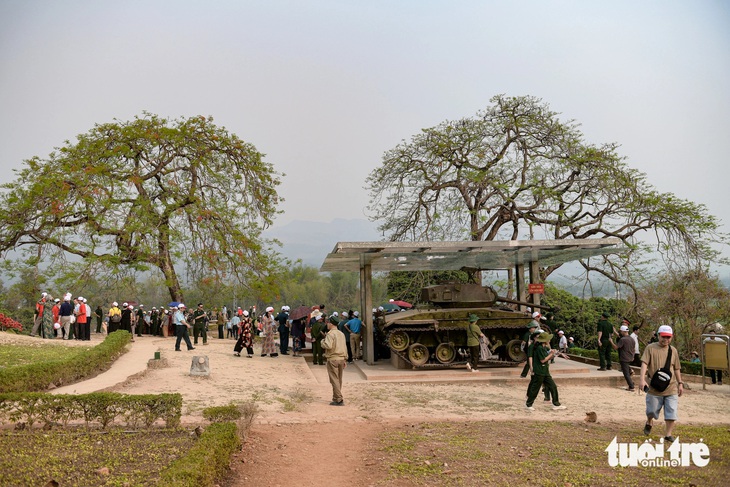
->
[3,331,729,486]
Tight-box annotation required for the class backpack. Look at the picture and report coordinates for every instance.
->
[110,310,122,323]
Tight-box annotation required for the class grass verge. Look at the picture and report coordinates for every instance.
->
[377,420,730,486]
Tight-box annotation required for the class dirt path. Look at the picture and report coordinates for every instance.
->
[225,420,384,487]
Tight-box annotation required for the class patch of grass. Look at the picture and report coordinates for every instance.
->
[0,342,92,369]
[275,387,314,412]
[0,428,195,486]
[377,420,730,486]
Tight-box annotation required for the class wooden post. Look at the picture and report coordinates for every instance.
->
[360,260,374,365]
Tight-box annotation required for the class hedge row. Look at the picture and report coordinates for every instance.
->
[568,347,707,376]
[159,422,241,486]
[0,330,132,393]
[0,392,182,429]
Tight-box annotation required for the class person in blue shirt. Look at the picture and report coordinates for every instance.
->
[173,304,195,351]
[345,311,363,360]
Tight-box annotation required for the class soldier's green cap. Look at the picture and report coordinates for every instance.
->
[468,313,479,322]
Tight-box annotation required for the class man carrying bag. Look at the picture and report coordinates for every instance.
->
[639,325,684,443]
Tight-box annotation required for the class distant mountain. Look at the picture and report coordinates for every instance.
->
[264,218,382,268]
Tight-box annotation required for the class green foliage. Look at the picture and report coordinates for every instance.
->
[541,283,629,348]
[0,330,131,393]
[0,392,182,429]
[202,403,243,422]
[0,113,285,301]
[636,268,730,357]
[159,422,241,487]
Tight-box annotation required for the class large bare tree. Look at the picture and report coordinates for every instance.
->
[0,113,284,301]
[366,95,727,298]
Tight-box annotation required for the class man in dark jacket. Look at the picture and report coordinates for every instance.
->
[275,306,290,355]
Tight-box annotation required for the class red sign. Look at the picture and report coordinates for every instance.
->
[528,283,544,294]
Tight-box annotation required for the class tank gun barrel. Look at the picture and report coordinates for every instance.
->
[496,296,556,313]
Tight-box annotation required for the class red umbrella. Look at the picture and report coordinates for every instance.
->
[392,300,413,309]
[289,305,313,321]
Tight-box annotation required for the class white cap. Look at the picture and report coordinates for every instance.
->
[619,325,629,332]
[112,301,118,306]
[64,293,72,301]
[243,310,249,317]
[353,311,359,317]
[139,304,144,307]
[77,296,84,301]
[657,325,673,337]
[569,337,574,340]
[332,311,339,317]
[83,298,87,303]
[266,306,274,312]
[179,303,186,309]
[41,292,47,298]
[558,330,564,335]
[532,311,541,319]
[122,302,128,307]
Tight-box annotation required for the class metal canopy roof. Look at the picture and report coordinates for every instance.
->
[320,238,625,273]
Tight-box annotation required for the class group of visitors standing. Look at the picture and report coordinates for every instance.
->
[31,292,101,341]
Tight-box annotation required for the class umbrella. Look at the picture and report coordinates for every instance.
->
[289,305,313,321]
[392,300,413,309]
[380,303,401,312]
[168,301,180,308]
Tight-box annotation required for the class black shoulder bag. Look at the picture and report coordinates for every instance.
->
[649,346,673,392]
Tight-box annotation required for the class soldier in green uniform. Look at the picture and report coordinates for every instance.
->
[597,312,615,370]
[525,332,567,411]
[520,319,541,378]
[311,314,327,365]
[192,303,208,345]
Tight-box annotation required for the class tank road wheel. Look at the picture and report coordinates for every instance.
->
[506,339,526,362]
[435,343,456,364]
[408,343,429,366]
[388,331,410,352]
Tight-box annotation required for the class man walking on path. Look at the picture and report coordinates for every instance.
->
[610,324,637,391]
[174,304,195,351]
[640,324,683,442]
[596,312,615,370]
[322,317,348,406]
[525,332,567,411]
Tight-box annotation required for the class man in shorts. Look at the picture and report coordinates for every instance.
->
[639,324,684,443]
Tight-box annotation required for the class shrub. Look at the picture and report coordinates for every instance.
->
[0,312,23,333]
[159,422,241,486]
[0,392,182,429]
[202,403,243,422]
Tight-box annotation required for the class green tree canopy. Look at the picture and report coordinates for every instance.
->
[0,113,284,301]
[367,95,727,300]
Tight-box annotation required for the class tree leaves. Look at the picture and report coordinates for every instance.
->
[367,95,728,300]
[0,113,284,301]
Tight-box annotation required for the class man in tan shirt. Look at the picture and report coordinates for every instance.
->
[640,324,683,443]
[322,319,348,405]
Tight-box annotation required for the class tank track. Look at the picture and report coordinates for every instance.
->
[386,325,521,369]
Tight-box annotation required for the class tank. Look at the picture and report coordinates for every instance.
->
[375,283,537,368]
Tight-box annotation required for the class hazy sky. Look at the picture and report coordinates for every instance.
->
[1,1,729,259]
